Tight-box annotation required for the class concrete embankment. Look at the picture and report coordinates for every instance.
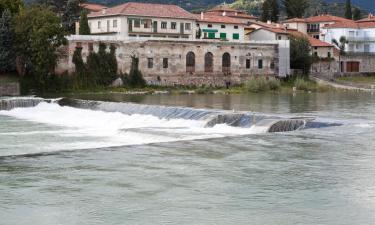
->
[311,76,375,92]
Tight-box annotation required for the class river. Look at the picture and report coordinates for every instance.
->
[0,91,375,225]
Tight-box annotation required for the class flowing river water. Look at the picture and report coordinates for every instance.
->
[1,92,375,225]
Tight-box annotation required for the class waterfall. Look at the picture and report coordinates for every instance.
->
[1,97,341,133]
[0,97,46,111]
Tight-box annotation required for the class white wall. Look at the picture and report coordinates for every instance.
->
[197,22,245,41]
[323,27,375,53]
[248,29,288,41]
[88,16,123,34]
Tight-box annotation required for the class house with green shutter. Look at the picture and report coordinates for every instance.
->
[195,12,245,42]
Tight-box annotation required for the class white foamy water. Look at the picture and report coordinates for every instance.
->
[0,102,258,156]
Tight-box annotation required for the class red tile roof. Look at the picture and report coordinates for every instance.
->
[284,18,306,23]
[325,20,375,28]
[196,14,244,25]
[205,11,257,20]
[357,14,375,23]
[88,2,196,20]
[288,30,333,47]
[80,3,107,12]
[305,14,352,23]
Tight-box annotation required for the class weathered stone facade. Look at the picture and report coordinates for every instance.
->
[63,36,289,86]
[0,83,20,96]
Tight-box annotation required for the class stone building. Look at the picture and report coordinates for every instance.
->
[65,36,290,86]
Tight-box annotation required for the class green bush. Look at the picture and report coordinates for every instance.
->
[294,78,315,91]
[245,77,280,93]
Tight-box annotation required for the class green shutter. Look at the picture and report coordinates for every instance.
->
[208,32,215,39]
[233,33,239,40]
[220,33,227,39]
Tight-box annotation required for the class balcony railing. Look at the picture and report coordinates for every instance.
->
[347,36,375,42]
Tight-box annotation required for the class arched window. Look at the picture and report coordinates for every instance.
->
[205,52,214,72]
[222,52,231,73]
[186,51,195,73]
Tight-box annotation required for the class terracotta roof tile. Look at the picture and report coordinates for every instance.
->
[284,18,307,23]
[325,20,375,28]
[357,14,375,22]
[305,14,352,23]
[288,30,333,47]
[196,14,244,25]
[80,3,107,12]
[88,2,196,20]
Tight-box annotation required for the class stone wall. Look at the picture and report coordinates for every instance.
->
[63,38,283,86]
[0,83,20,96]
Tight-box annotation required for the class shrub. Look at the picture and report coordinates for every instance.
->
[245,77,280,92]
[294,78,313,91]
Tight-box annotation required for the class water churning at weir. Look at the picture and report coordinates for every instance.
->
[0,97,340,133]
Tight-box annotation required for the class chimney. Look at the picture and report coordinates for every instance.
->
[102,7,107,15]
[276,24,280,28]
[201,12,204,20]
[267,20,271,24]
[222,11,226,16]
[235,12,238,16]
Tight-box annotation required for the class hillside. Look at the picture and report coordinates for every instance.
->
[326,0,374,13]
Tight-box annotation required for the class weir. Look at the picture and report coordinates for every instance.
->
[0,97,341,133]
[0,97,45,111]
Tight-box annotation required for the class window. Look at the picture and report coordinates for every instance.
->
[205,52,214,72]
[144,20,151,28]
[208,32,215,39]
[88,43,94,52]
[148,58,153,69]
[185,23,191,30]
[327,52,331,58]
[234,25,238,29]
[313,35,319,39]
[161,22,167,29]
[221,25,226,28]
[113,20,117,28]
[246,59,251,69]
[107,20,110,31]
[171,22,177,29]
[98,21,101,29]
[208,24,212,28]
[76,42,82,48]
[163,58,168,68]
[222,52,231,73]
[278,36,282,40]
[220,33,227,39]
[134,19,140,28]
[186,52,195,72]
[258,59,263,69]
[233,33,239,40]
[314,52,318,57]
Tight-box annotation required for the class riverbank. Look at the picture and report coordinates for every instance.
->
[0,74,20,96]
[42,77,334,97]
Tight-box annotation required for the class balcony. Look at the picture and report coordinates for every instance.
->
[347,36,375,42]
[307,28,320,33]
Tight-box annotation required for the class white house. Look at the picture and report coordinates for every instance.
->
[86,2,197,39]
[195,13,245,41]
[322,17,375,53]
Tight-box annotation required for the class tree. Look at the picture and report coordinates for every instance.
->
[332,36,348,73]
[261,0,279,22]
[290,36,312,75]
[0,0,23,15]
[79,10,90,35]
[345,0,352,19]
[283,0,309,18]
[14,6,67,88]
[352,7,361,21]
[0,9,15,73]
[63,0,81,34]
[129,55,146,87]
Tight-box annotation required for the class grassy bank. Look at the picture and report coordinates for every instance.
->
[336,75,375,86]
[47,76,331,96]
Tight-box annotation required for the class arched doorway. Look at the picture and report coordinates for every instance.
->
[222,52,231,73]
[205,52,213,72]
[186,51,195,73]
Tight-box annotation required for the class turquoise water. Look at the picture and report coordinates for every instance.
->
[1,92,375,225]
